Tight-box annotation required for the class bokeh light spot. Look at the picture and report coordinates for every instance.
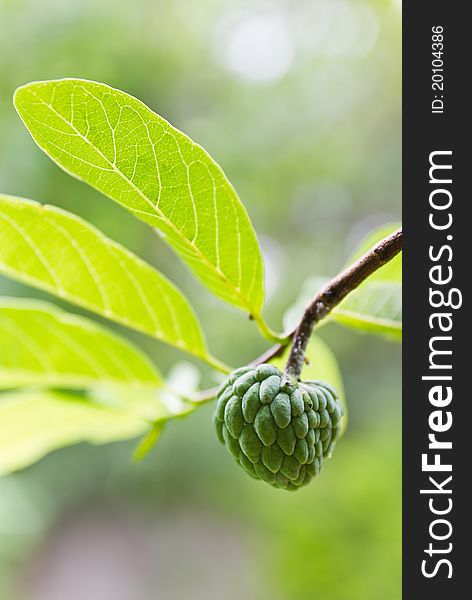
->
[215,9,294,83]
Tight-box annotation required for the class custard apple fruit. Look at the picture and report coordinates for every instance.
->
[214,364,344,490]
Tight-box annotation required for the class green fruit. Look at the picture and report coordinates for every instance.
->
[214,364,344,491]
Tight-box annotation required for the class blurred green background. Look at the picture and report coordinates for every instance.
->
[0,0,401,598]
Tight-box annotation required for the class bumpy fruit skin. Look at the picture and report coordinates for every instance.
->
[214,364,344,491]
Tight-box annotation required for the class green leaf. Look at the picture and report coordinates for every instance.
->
[14,79,265,318]
[0,194,215,365]
[0,298,162,389]
[0,390,150,475]
[271,336,347,434]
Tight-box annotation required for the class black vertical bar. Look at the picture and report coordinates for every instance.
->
[403,3,467,597]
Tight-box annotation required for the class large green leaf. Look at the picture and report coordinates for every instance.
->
[0,194,215,364]
[0,298,162,389]
[0,390,150,475]
[283,224,402,341]
[14,79,265,319]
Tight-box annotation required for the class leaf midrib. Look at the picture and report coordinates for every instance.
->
[0,368,159,389]
[334,308,402,329]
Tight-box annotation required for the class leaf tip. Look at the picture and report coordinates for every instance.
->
[132,423,164,462]
[13,80,37,103]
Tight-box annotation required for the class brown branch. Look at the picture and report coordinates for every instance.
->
[285,227,402,378]
[193,227,402,401]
